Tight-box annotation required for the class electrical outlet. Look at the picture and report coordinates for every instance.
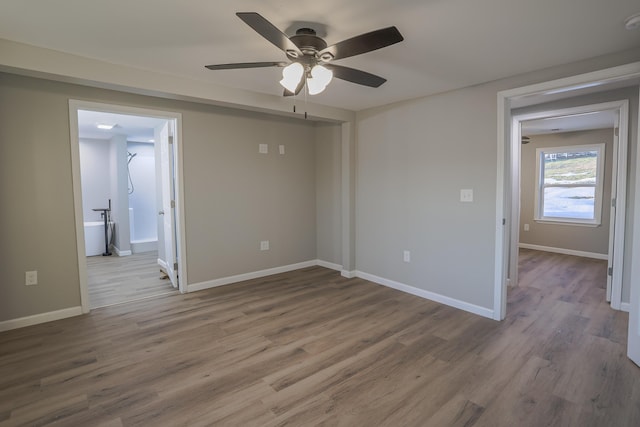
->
[260,240,270,251]
[25,270,38,286]
[403,250,411,263]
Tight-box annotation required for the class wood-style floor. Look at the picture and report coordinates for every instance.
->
[87,251,178,309]
[0,249,638,426]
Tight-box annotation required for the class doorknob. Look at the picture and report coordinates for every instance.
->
[159,210,165,215]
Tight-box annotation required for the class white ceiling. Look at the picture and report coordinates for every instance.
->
[521,110,617,135]
[1,0,639,111]
[78,110,167,142]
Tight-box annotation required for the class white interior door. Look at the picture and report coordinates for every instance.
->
[606,124,619,302]
[159,121,178,288]
[508,119,521,288]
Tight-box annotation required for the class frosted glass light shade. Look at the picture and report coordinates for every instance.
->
[307,65,333,95]
[279,62,304,92]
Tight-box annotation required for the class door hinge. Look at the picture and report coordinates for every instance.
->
[614,128,619,137]
[174,262,178,271]
[612,198,616,208]
[171,200,176,208]
[502,218,506,225]
[608,267,613,276]
[169,135,174,145]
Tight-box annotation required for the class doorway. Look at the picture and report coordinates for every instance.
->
[511,102,627,311]
[69,101,187,312]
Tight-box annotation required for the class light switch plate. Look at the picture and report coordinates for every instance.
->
[260,240,269,251]
[460,189,473,202]
[259,144,268,154]
[279,145,285,155]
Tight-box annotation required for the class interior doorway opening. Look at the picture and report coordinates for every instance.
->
[511,101,627,311]
[69,101,186,312]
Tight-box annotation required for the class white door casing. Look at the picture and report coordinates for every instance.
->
[628,86,640,367]
[159,121,178,288]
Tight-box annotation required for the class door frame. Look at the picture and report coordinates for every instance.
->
[494,61,640,320]
[69,100,188,313]
[510,100,628,310]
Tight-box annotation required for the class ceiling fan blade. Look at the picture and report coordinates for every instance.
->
[319,26,404,61]
[236,12,302,57]
[205,61,288,71]
[283,78,306,97]
[325,64,387,88]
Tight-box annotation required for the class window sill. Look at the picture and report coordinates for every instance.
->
[534,218,601,227]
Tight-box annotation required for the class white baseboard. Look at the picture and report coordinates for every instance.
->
[316,260,343,271]
[188,260,317,293]
[131,240,158,254]
[519,243,608,260]
[621,302,631,313]
[355,271,495,319]
[0,306,83,332]
[112,245,132,257]
[341,270,356,279]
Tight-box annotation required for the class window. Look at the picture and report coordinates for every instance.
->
[534,143,605,225]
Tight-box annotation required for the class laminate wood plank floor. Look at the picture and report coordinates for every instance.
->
[87,251,178,309]
[1,249,638,426]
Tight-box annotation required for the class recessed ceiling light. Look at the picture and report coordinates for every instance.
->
[96,123,116,130]
[625,12,640,30]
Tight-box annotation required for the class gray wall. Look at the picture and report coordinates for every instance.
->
[519,129,613,254]
[315,123,342,266]
[79,138,111,223]
[355,50,640,311]
[0,72,342,322]
[127,141,157,242]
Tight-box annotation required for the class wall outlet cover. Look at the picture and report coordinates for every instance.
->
[460,189,474,202]
[25,270,38,286]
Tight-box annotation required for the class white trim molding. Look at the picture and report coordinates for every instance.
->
[112,246,132,257]
[341,270,357,279]
[0,307,83,332]
[518,243,608,260]
[316,260,343,271]
[355,271,495,319]
[621,302,630,313]
[188,261,318,293]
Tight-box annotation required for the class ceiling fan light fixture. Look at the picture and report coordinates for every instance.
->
[307,65,333,95]
[307,77,326,95]
[279,62,304,92]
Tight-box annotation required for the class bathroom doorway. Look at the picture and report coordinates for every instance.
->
[69,101,186,311]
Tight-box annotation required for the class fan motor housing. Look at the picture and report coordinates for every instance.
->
[289,28,328,57]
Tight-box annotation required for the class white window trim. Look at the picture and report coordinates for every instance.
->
[534,143,605,226]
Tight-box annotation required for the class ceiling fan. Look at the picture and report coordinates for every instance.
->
[205,12,404,96]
